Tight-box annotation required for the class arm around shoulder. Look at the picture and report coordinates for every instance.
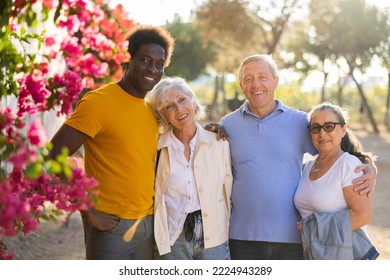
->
[351,161,377,196]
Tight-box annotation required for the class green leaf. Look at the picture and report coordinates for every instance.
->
[25,162,43,180]
[62,165,72,178]
[20,26,26,35]
[54,0,65,22]
[45,160,62,174]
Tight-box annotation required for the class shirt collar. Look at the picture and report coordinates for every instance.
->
[158,122,213,150]
[158,124,199,150]
[169,127,198,151]
[240,99,286,117]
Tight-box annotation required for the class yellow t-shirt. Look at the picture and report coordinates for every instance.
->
[65,83,158,219]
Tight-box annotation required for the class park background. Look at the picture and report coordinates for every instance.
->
[1,0,389,260]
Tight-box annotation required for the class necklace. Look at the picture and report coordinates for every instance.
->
[310,150,343,178]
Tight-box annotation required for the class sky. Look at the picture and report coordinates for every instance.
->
[110,0,390,26]
[109,0,202,26]
[109,0,389,89]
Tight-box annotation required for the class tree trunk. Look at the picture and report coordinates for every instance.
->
[267,0,300,55]
[337,74,349,106]
[209,75,219,120]
[220,73,227,115]
[321,71,328,103]
[385,71,390,131]
[350,70,379,134]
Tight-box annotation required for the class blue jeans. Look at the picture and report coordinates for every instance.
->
[229,239,303,260]
[83,214,154,260]
[157,212,230,260]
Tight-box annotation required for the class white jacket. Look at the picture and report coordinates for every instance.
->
[154,124,232,255]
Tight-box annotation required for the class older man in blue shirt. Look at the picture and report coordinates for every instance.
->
[218,54,376,260]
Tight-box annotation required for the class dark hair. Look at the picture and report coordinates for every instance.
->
[126,25,175,67]
[308,102,376,163]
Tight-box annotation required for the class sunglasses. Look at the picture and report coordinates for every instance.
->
[307,122,344,134]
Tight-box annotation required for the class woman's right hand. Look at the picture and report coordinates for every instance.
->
[297,220,303,234]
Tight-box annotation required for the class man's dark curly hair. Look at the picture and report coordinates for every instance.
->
[126,25,175,67]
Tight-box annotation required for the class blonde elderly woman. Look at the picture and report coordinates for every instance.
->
[146,76,232,260]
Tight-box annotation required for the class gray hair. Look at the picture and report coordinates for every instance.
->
[146,76,206,133]
[238,54,278,81]
[308,102,349,125]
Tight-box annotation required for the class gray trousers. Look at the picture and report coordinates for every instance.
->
[83,214,154,260]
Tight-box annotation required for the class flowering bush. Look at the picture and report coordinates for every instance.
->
[0,0,135,259]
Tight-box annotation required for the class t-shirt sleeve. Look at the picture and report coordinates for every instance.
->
[341,155,364,188]
[65,92,108,138]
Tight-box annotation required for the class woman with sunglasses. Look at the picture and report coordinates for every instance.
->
[294,102,379,260]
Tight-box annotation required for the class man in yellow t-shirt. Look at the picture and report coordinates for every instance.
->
[50,25,174,260]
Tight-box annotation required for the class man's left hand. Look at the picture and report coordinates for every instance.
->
[352,162,377,197]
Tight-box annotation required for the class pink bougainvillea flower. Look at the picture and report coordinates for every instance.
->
[8,147,31,169]
[44,35,56,47]
[0,107,14,129]
[91,8,104,22]
[81,76,94,89]
[0,240,13,260]
[17,73,51,116]
[8,17,18,32]
[43,0,59,9]
[59,14,81,35]
[27,118,47,148]
[37,62,49,75]
[61,36,82,57]
[1,0,135,260]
